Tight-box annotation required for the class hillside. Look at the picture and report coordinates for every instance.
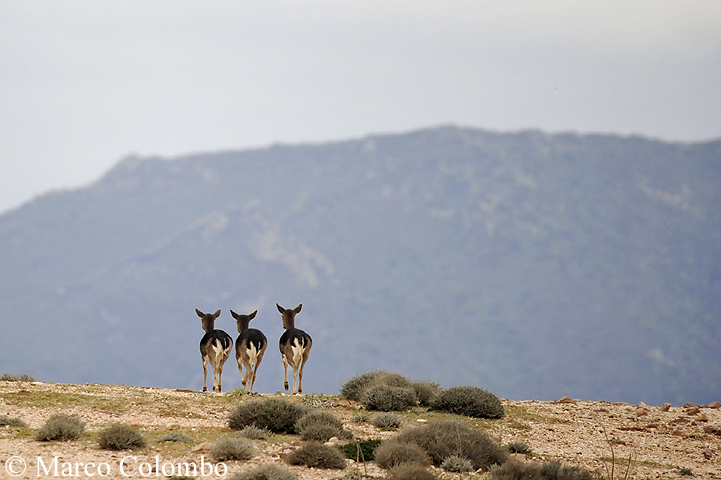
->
[0,126,720,405]
[1,380,720,479]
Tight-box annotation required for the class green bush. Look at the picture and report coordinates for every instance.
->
[0,373,37,382]
[339,439,383,462]
[387,463,439,480]
[0,415,28,428]
[157,432,195,443]
[229,464,298,480]
[98,423,146,450]
[294,411,347,441]
[211,436,256,462]
[35,414,85,441]
[374,439,431,469]
[285,441,347,469]
[489,460,599,480]
[429,386,504,419]
[362,384,417,411]
[395,420,508,471]
[340,371,414,401]
[371,412,404,429]
[238,425,270,440]
[440,455,475,473]
[228,398,309,433]
[411,381,441,407]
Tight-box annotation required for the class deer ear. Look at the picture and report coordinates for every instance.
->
[213,309,221,318]
[249,310,257,319]
[294,304,302,313]
[230,309,238,319]
[277,303,284,313]
[196,309,204,318]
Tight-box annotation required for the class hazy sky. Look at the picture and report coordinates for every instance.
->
[1,1,720,214]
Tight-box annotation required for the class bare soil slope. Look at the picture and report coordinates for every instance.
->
[1,381,719,479]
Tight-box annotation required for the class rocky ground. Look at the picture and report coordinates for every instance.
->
[1,381,719,479]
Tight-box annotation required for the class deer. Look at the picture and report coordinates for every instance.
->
[277,303,312,394]
[230,309,267,394]
[197,308,233,393]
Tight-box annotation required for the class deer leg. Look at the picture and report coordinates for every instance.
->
[282,354,289,391]
[297,356,309,394]
[216,363,223,393]
[202,358,209,392]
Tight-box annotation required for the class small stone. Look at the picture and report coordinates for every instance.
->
[708,401,721,409]
[686,406,701,416]
[558,396,575,403]
[660,403,672,412]
[694,414,709,422]
[636,407,649,416]
[671,417,689,424]
[703,448,714,460]
[416,418,427,423]
[703,425,721,436]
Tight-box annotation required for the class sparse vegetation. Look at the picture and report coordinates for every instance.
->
[395,420,508,471]
[387,463,439,480]
[229,464,298,480]
[285,441,347,469]
[294,411,348,441]
[157,432,195,443]
[228,398,309,433]
[429,386,504,419]
[211,436,256,462]
[374,439,432,469]
[98,423,146,450]
[489,460,599,480]
[440,455,475,473]
[362,383,417,411]
[0,373,37,382]
[339,439,383,462]
[412,381,441,407]
[35,414,85,441]
[507,441,532,455]
[371,412,404,429]
[238,425,271,440]
[0,415,28,427]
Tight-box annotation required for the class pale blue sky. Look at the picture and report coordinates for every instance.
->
[1,1,720,214]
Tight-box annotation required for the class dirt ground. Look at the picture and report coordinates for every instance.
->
[1,381,719,479]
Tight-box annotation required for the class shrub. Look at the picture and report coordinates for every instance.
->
[387,463,439,480]
[489,460,599,480]
[285,441,347,469]
[395,420,508,471]
[340,371,414,401]
[412,381,440,407]
[238,425,270,440]
[0,415,28,428]
[506,441,532,454]
[228,398,309,433]
[294,411,347,441]
[371,412,404,429]
[429,386,504,419]
[98,423,146,450]
[35,414,85,441]
[374,439,431,469]
[353,413,371,423]
[440,455,475,473]
[229,464,298,480]
[211,436,256,462]
[0,373,37,382]
[157,432,195,443]
[362,384,417,411]
[339,439,383,462]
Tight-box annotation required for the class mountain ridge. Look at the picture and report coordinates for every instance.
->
[1,125,719,405]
